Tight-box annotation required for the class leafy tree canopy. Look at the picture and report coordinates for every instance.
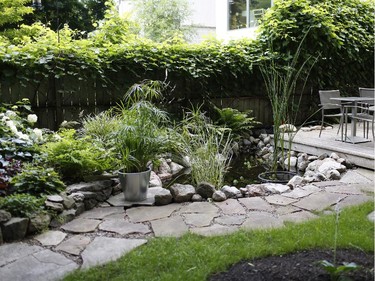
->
[0,0,33,27]
[132,0,195,42]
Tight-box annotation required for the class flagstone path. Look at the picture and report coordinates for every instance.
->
[0,168,373,281]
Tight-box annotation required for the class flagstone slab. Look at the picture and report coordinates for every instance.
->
[214,215,246,226]
[99,220,150,235]
[242,212,284,230]
[81,237,147,269]
[367,211,375,222]
[0,242,43,267]
[61,218,101,233]
[238,197,275,212]
[34,231,67,246]
[324,184,367,195]
[274,205,304,215]
[106,193,155,207]
[339,170,373,184]
[281,211,319,223]
[214,199,246,215]
[338,194,373,209]
[183,213,217,227]
[265,195,298,206]
[151,216,188,237]
[103,213,126,220]
[281,188,314,199]
[179,202,219,214]
[126,204,180,222]
[293,192,346,211]
[0,248,78,281]
[190,224,239,237]
[301,185,321,193]
[55,235,91,256]
[79,207,124,219]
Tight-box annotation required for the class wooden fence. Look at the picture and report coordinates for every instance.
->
[0,75,317,130]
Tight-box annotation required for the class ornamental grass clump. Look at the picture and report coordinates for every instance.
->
[176,105,233,188]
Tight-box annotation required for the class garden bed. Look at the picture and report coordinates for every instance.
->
[209,249,374,281]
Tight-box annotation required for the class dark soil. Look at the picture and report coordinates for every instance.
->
[209,249,374,281]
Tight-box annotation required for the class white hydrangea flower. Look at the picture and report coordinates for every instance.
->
[5,120,18,134]
[53,134,62,141]
[5,110,16,118]
[16,132,29,140]
[27,114,38,123]
[33,128,43,141]
[2,115,9,122]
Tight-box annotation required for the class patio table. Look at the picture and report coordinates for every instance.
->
[330,97,374,143]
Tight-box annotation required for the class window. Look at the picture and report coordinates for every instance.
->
[229,0,272,30]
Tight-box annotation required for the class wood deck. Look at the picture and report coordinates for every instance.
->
[280,124,375,170]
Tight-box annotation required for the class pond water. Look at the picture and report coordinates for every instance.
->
[165,154,266,189]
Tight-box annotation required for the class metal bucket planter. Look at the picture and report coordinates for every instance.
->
[258,171,296,184]
[118,168,151,202]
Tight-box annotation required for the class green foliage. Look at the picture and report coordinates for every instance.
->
[214,106,260,139]
[11,164,65,196]
[41,129,115,180]
[0,0,33,28]
[317,260,360,281]
[258,0,375,90]
[0,193,45,217]
[132,0,194,42]
[115,81,171,173]
[176,105,233,188]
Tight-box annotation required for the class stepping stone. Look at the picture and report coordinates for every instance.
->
[79,207,124,219]
[242,212,284,230]
[55,235,91,256]
[126,204,180,223]
[61,218,101,233]
[183,213,217,227]
[151,216,188,237]
[190,224,239,237]
[238,197,275,212]
[325,184,370,195]
[338,194,373,209]
[301,185,321,193]
[103,213,126,220]
[265,195,298,206]
[214,199,246,215]
[274,205,304,215]
[0,247,78,281]
[106,193,155,207]
[339,170,373,184]
[281,211,319,223]
[281,188,314,199]
[179,202,219,214]
[81,237,147,269]
[34,230,66,246]
[293,192,346,212]
[214,215,246,226]
[0,242,43,267]
[99,220,150,235]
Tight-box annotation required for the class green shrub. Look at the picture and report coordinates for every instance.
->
[0,193,45,218]
[41,129,117,180]
[11,164,65,196]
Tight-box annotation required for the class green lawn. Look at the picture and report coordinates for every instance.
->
[64,201,374,281]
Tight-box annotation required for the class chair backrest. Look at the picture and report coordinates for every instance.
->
[359,88,375,105]
[319,90,341,109]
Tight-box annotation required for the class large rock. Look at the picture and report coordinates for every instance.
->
[27,213,51,234]
[170,184,196,203]
[169,162,184,175]
[287,176,304,189]
[158,159,172,174]
[221,185,241,198]
[196,182,216,199]
[68,192,85,202]
[149,171,162,187]
[66,180,113,194]
[45,201,64,213]
[150,187,173,206]
[1,217,29,242]
[0,210,11,223]
[212,191,226,202]
[60,193,76,209]
[46,195,63,203]
[245,184,270,197]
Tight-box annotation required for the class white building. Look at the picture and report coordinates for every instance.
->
[118,0,273,42]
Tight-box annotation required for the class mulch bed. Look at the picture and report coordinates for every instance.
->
[209,249,374,281]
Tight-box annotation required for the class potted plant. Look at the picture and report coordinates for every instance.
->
[115,80,170,201]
